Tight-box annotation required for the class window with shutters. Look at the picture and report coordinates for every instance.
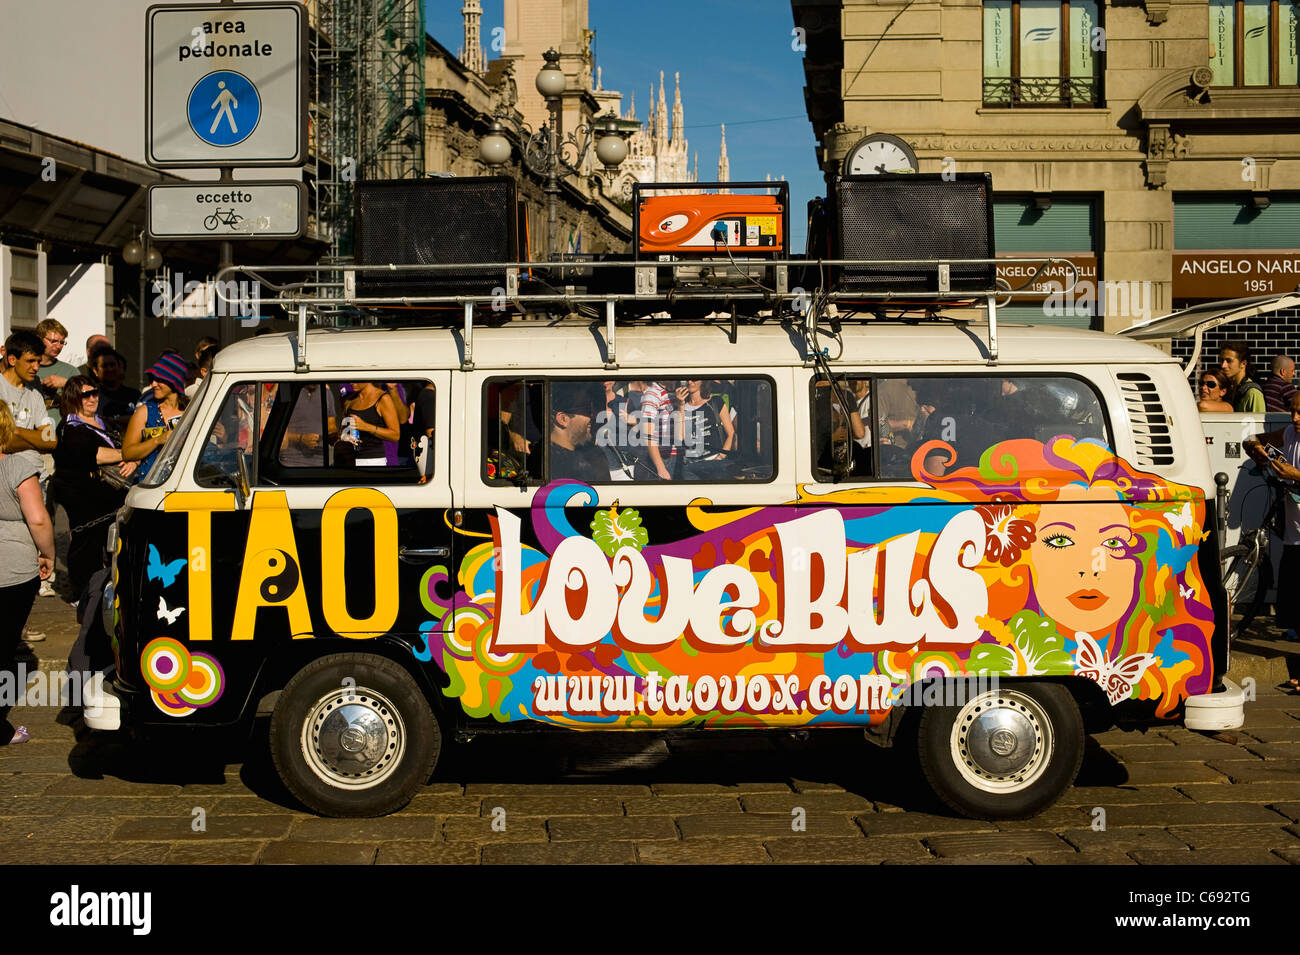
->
[983,1,1104,106]
[1209,0,1300,88]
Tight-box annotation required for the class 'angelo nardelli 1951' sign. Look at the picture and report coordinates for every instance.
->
[1173,251,1300,298]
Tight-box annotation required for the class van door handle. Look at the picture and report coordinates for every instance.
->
[399,546,450,561]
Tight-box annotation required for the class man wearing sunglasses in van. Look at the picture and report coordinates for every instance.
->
[550,382,608,484]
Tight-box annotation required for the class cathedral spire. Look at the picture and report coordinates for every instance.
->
[655,71,668,146]
[671,71,684,145]
[627,90,636,121]
[717,123,730,191]
[460,0,484,74]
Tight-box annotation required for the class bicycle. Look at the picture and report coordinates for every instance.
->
[203,208,244,231]
[1220,456,1293,634]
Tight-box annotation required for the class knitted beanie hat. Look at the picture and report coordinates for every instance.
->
[146,351,188,394]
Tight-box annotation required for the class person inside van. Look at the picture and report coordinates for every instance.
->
[643,380,682,481]
[920,379,1001,477]
[279,383,338,467]
[1197,369,1234,413]
[549,382,608,484]
[342,381,400,467]
[677,379,736,482]
[599,380,655,480]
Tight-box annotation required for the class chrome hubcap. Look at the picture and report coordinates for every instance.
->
[302,686,405,790]
[950,689,1053,793]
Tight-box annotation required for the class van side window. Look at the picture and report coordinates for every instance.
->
[812,374,1111,481]
[485,379,544,484]
[197,380,434,487]
[811,378,873,480]
[484,377,776,485]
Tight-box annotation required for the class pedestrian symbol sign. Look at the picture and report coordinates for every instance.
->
[188,72,261,147]
[146,3,305,168]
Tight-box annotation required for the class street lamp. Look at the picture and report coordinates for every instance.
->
[121,230,163,389]
[479,47,629,259]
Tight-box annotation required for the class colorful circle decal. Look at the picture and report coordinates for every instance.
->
[141,639,225,717]
[142,637,190,693]
[177,653,225,707]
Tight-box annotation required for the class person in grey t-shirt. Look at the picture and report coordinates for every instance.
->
[1,331,56,472]
[0,401,55,745]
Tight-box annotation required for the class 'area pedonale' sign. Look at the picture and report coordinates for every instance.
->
[1173,252,1300,298]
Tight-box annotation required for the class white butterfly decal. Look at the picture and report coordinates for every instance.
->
[1073,632,1155,705]
[1179,583,1196,599]
[157,596,186,625]
[1167,502,1195,538]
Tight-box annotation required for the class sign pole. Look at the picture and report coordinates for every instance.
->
[219,167,235,346]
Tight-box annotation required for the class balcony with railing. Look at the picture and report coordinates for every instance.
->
[983,76,1102,107]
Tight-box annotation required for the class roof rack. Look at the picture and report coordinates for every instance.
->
[215,255,1079,372]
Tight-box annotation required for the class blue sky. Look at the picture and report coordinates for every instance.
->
[422,0,822,249]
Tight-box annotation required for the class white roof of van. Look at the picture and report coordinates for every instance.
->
[211,321,1174,374]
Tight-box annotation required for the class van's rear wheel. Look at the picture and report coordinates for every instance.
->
[917,683,1083,820]
[270,654,439,817]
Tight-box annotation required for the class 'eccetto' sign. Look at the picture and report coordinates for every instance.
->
[147,181,305,240]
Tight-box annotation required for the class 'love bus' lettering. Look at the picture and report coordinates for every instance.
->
[489,506,988,654]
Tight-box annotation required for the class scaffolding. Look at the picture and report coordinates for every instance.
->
[313,0,426,265]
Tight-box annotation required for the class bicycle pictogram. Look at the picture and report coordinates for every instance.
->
[203,208,244,231]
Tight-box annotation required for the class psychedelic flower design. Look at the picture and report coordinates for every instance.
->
[590,504,649,556]
[976,503,1036,566]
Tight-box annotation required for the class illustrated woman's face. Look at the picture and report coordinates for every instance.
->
[1029,497,1138,635]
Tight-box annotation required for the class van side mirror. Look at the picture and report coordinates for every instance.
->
[231,453,251,509]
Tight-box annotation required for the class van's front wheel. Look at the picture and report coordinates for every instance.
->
[917,683,1083,820]
[270,654,440,817]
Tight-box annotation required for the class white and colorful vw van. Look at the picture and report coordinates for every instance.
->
[87,319,1244,819]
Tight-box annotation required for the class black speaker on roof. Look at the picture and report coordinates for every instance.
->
[833,172,995,293]
[353,177,519,298]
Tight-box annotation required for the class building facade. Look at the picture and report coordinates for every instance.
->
[792,0,1299,362]
[425,36,631,256]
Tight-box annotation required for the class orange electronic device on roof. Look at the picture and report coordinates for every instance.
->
[636,182,788,257]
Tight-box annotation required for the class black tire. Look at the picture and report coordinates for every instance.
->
[916,682,1084,820]
[269,653,440,817]
[1221,543,1269,634]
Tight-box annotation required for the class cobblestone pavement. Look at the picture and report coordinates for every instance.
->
[4,571,1300,865]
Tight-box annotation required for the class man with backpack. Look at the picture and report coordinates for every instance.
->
[1220,340,1265,413]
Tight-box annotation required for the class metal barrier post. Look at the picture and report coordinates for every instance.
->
[604,299,618,370]
[296,303,309,371]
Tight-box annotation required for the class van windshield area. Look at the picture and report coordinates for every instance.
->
[195,379,435,487]
[812,374,1110,482]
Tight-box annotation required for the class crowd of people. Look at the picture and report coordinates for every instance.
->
[539,379,754,484]
[0,323,218,746]
[1197,341,1296,414]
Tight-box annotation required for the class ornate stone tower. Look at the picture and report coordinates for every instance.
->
[461,0,485,74]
